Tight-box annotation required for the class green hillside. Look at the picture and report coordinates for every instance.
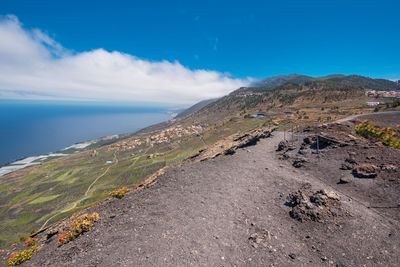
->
[1,74,399,248]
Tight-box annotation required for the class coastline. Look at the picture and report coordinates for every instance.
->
[0,108,178,177]
[0,139,103,176]
[0,131,131,177]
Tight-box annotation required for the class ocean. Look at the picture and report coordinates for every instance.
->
[0,100,173,167]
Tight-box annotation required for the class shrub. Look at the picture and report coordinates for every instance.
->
[25,238,37,247]
[8,245,38,266]
[108,187,130,199]
[70,211,81,218]
[392,99,400,108]
[355,120,400,149]
[57,212,100,246]
[57,231,69,245]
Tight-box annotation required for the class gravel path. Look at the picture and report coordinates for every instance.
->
[23,131,400,266]
[335,110,400,124]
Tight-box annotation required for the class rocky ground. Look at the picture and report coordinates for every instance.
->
[2,112,400,266]
[278,112,400,222]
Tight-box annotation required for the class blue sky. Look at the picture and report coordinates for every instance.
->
[0,0,399,105]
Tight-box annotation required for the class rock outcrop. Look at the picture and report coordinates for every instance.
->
[189,127,275,162]
[287,183,342,222]
[352,164,378,178]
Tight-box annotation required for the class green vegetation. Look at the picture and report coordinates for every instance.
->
[108,187,130,199]
[24,238,37,247]
[355,120,400,148]
[8,245,38,266]
[29,194,61,204]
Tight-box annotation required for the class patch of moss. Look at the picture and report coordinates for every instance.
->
[29,194,61,204]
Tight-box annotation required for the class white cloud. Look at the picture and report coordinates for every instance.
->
[0,15,251,105]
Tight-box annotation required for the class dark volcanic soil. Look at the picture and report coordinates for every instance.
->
[3,113,400,267]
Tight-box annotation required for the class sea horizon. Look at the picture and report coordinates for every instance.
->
[0,99,176,169]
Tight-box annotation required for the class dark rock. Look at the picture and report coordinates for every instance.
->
[298,149,310,155]
[340,163,353,170]
[339,177,353,184]
[380,164,397,172]
[224,148,235,155]
[277,141,288,152]
[287,183,342,222]
[279,153,290,160]
[46,230,58,240]
[345,157,357,165]
[289,253,296,259]
[314,135,339,149]
[293,157,307,168]
[303,137,312,144]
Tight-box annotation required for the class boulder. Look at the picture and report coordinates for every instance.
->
[340,163,353,170]
[277,141,288,152]
[293,157,307,168]
[287,183,342,222]
[339,176,353,184]
[279,153,290,160]
[345,157,357,165]
[352,164,378,178]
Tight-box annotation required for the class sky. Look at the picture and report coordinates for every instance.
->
[0,0,399,106]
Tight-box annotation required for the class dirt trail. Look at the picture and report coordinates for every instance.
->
[38,151,119,231]
[335,110,400,123]
[23,129,400,266]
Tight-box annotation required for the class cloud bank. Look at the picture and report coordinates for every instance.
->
[0,15,250,105]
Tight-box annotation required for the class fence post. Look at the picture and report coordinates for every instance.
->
[291,125,294,145]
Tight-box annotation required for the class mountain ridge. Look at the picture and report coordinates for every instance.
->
[251,73,347,87]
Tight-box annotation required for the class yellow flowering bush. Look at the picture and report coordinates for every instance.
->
[355,120,400,149]
[57,212,99,246]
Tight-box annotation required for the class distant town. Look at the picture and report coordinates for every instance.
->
[108,125,203,153]
[365,89,400,106]
[365,90,400,98]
